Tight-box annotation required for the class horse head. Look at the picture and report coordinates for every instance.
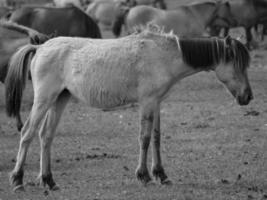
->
[208,1,237,30]
[214,36,253,105]
[112,2,132,37]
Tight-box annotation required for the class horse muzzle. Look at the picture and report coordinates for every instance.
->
[236,89,253,106]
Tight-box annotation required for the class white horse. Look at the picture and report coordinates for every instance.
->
[6,25,253,191]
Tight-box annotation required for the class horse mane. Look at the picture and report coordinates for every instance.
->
[133,23,177,41]
[179,37,250,72]
[133,24,250,73]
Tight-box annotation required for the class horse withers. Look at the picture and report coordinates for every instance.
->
[112,1,236,37]
[0,20,49,131]
[6,25,252,191]
[8,5,101,38]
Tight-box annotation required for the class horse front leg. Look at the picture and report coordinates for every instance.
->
[135,102,154,185]
[151,105,171,185]
[245,27,253,50]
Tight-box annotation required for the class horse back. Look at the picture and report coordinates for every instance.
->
[230,1,258,26]
[10,6,101,38]
[9,7,35,27]
[32,36,176,108]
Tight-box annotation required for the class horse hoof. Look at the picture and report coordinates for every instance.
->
[17,124,23,132]
[13,184,25,192]
[50,185,60,191]
[152,165,169,184]
[37,173,58,190]
[10,171,24,189]
[161,179,172,185]
[136,168,152,185]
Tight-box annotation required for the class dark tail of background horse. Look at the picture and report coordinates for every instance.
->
[112,8,129,37]
[5,45,37,119]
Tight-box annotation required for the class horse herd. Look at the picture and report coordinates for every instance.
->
[0,0,257,193]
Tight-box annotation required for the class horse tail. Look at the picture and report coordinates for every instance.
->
[83,9,102,39]
[95,24,102,39]
[5,44,37,118]
[112,8,129,37]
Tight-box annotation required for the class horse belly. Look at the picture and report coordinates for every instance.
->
[67,50,139,109]
[83,83,138,109]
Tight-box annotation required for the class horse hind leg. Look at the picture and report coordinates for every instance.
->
[10,83,64,191]
[37,90,70,190]
[151,105,171,185]
[10,101,52,191]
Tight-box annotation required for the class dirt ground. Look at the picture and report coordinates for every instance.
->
[1,0,267,200]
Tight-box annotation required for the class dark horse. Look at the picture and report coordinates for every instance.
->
[6,25,252,191]
[8,5,102,38]
[209,0,267,48]
[0,20,49,131]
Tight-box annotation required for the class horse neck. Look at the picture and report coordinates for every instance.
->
[188,3,216,27]
[177,38,229,75]
[161,36,207,81]
[0,22,33,36]
[0,26,29,39]
[0,36,29,56]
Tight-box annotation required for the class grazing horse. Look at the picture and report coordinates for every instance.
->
[6,25,253,191]
[112,1,236,37]
[209,0,267,48]
[8,6,102,38]
[0,20,49,131]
